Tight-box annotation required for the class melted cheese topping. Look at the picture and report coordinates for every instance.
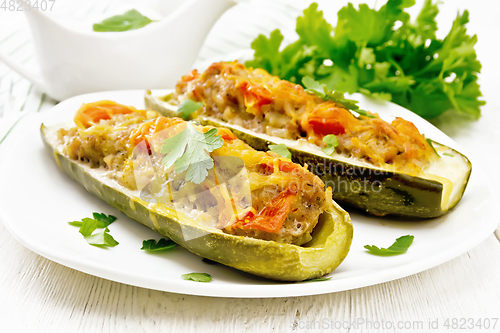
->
[201,118,470,211]
[53,102,330,245]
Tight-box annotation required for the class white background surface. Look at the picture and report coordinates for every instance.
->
[1,0,500,331]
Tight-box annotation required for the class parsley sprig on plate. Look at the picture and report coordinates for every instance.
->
[69,213,119,247]
[181,272,212,283]
[141,238,177,251]
[364,235,414,256]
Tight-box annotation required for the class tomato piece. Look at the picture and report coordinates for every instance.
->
[306,104,357,136]
[239,81,273,111]
[231,186,297,233]
[278,160,300,173]
[259,160,300,175]
[308,118,346,136]
[74,100,136,128]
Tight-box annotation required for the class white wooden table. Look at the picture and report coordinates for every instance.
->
[1,1,499,332]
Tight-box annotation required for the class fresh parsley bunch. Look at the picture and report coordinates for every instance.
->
[246,0,484,119]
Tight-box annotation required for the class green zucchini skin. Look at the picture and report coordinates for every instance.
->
[41,124,353,282]
[198,120,449,218]
[145,92,471,218]
[293,152,444,218]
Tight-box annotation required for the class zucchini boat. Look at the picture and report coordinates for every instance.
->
[41,100,352,281]
[145,61,472,218]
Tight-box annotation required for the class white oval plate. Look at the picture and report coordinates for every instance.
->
[0,90,497,298]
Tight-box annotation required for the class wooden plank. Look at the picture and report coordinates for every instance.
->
[0,218,498,333]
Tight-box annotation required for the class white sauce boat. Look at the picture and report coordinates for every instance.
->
[0,0,235,100]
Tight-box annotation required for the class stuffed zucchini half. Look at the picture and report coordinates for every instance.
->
[41,100,352,281]
[145,61,472,218]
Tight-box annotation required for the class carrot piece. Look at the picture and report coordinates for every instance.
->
[129,117,184,148]
[200,126,237,141]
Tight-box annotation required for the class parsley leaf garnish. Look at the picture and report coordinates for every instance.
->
[303,77,376,118]
[322,134,339,155]
[302,76,329,98]
[181,272,212,282]
[73,213,116,231]
[79,218,99,237]
[68,221,84,227]
[84,228,119,247]
[69,213,119,247]
[353,109,376,118]
[303,77,361,110]
[161,123,223,184]
[92,212,117,226]
[247,1,484,120]
[426,138,440,157]
[268,144,292,159]
[93,9,153,32]
[141,238,177,251]
[364,235,414,256]
[177,99,203,120]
